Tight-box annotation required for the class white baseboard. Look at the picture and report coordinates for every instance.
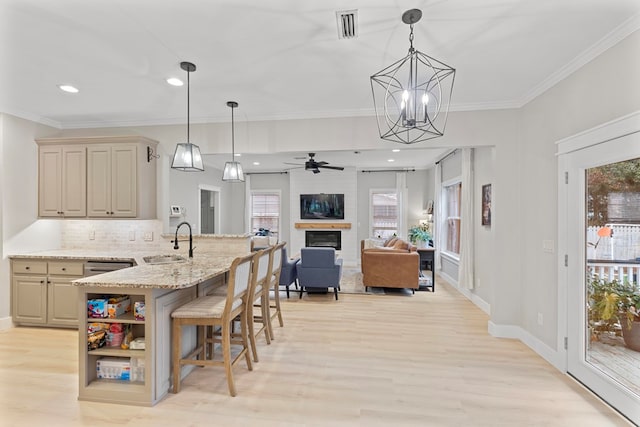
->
[0,316,14,331]
[446,276,564,373]
[488,321,564,371]
[440,274,491,315]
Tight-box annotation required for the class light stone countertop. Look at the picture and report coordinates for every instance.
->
[9,249,244,290]
[73,255,239,289]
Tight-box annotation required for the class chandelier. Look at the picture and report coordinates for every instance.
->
[370,9,456,144]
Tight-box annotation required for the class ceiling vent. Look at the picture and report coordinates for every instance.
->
[336,10,358,39]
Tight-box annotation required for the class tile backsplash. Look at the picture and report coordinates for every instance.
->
[60,220,252,256]
[61,220,165,251]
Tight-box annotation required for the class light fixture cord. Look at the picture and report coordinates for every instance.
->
[408,24,415,54]
[186,67,190,144]
[231,105,235,160]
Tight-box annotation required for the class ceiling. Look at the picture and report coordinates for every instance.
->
[2,0,639,172]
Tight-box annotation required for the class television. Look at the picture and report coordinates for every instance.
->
[300,193,344,220]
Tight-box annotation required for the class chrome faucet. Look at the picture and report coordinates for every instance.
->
[173,221,195,258]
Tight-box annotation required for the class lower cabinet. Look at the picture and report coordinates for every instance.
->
[11,259,83,328]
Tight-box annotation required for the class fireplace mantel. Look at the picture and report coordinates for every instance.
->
[295,222,351,229]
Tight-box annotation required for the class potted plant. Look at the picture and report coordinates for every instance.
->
[408,224,432,248]
[588,275,640,351]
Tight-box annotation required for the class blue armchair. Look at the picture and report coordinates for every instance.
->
[278,246,300,299]
[297,247,343,300]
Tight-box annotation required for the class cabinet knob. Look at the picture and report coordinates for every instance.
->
[25,266,30,270]
[61,267,66,271]
[40,280,45,284]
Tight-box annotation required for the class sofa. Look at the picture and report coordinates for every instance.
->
[360,237,419,291]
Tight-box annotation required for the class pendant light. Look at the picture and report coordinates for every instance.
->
[222,101,244,182]
[370,9,456,144]
[171,61,204,171]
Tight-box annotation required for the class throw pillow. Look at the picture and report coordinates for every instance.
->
[393,240,410,251]
[384,237,398,247]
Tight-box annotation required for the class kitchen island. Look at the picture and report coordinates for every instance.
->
[73,254,240,406]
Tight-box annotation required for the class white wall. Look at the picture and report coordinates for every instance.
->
[168,164,228,234]
[1,28,637,368]
[247,173,291,245]
[514,29,640,353]
[0,114,61,323]
[356,169,433,244]
[473,147,495,308]
[288,167,358,266]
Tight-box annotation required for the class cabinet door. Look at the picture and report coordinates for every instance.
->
[61,146,87,217]
[111,145,137,217]
[12,275,47,324]
[38,147,63,217]
[47,277,79,327]
[87,144,137,218]
[87,145,112,217]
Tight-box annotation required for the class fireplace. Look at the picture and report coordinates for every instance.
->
[305,230,341,250]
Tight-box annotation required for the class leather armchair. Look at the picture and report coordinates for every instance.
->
[278,246,300,298]
[297,247,343,300]
[361,239,419,291]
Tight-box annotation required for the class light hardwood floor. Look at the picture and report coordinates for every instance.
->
[0,281,632,426]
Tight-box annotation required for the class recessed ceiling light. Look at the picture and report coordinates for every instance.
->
[234,153,242,157]
[388,159,395,162]
[392,149,400,152]
[253,161,260,166]
[58,84,79,93]
[166,77,183,86]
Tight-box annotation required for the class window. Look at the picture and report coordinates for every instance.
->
[250,192,280,237]
[443,181,461,255]
[371,191,398,239]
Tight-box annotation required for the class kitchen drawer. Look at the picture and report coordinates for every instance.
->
[48,261,84,276]
[12,260,47,275]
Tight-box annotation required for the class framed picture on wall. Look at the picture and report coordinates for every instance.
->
[482,184,492,226]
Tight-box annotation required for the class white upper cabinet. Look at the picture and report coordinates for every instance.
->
[38,145,87,217]
[37,136,158,219]
[87,144,137,217]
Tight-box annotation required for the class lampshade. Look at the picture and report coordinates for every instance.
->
[370,9,455,144]
[171,142,203,171]
[222,101,244,182]
[171,61,204,172]
[222,161,245,182]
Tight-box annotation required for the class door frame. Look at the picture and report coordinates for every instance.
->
[557,110,640,421]
[198,184,220,235]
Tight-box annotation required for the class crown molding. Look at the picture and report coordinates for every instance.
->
[0,108,61,129]
[5,15,639,131]
[519,13,640,107]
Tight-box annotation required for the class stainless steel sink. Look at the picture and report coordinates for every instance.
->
[143,254,188,265]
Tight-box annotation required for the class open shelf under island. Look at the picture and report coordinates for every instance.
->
[74,254,237,406]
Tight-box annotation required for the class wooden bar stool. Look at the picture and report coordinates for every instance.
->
[246,246,275,361]
[171,252,255,397]
[268,242,286,337]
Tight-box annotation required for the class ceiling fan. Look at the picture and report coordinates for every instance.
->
[285,153,345,174]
